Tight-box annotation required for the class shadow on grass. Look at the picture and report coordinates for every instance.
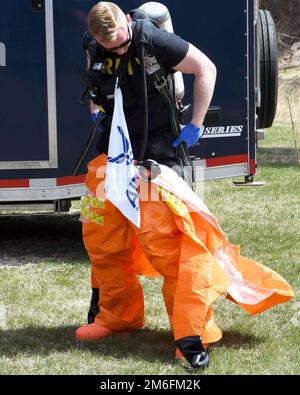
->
[220,330,266,350]
[0,214,88,266]
[0,325,265,362]
[257,147,298,168]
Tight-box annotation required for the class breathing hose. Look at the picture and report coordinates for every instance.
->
[72,111,105,176]
[138,44,149,163]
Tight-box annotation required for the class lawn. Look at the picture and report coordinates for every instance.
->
[0,123,299,375]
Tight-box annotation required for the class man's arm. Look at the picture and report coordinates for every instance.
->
[173,43,217,128]
[86,54,101,116]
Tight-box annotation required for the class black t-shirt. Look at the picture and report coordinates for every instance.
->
[85,21,189,162]
[144,21,189,70]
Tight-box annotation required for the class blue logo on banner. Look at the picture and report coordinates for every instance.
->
[108,126,139,211]
[108,126,133,166]
[126,176,139,210]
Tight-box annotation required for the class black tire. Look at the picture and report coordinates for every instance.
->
[257,10,278,129]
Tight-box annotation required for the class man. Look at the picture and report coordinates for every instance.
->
[76,2,216,366]
[75,1,293,370]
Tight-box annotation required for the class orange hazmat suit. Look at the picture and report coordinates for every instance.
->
[81,154,294,344]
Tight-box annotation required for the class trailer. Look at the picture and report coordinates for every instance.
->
[0,0,278,213]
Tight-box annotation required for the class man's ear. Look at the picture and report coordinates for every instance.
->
[126,14,133,25]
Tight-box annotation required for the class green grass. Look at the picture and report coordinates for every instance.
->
[0,123,299,375]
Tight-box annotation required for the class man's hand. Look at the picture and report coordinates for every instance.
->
[91,111,100,123]
[172,123,204,149]
[91,111,106,135]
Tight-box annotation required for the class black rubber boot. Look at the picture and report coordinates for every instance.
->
[87,288,100,324]
[175,336,210,369]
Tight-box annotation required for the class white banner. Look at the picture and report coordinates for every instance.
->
[105,80,140,228]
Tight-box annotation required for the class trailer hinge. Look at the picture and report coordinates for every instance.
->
[31,0,44,11]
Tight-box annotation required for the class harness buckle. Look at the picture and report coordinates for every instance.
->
[154,76,168,92]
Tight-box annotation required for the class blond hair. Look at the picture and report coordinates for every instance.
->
[88,2,127,42]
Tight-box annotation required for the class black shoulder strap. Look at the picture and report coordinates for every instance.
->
[131,19,193,186]
[82,31,103,65]
[132,19,166,77]
[129,8,149,21]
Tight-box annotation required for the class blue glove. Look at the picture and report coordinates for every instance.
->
[91,111,100,123]
[172,123,204,149]
[91,111,106,135]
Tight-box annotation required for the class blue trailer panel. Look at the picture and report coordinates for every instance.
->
[0,0,276,211]
[0,1,49,163]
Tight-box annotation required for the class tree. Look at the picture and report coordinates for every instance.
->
[260,0,300,52]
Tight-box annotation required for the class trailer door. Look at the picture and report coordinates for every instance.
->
[0,0,58,170]
[186,0,256,180]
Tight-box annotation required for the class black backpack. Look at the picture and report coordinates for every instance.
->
[78,10,193,186]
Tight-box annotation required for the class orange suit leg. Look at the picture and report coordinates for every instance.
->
[132,198,180,318]
[82,157,144,332]
[131,192,225,345]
